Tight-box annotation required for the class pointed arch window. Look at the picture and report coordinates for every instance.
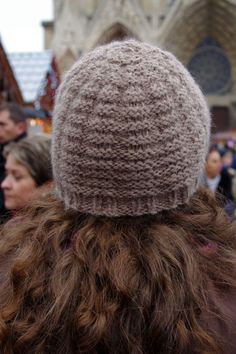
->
[96,23,135,46]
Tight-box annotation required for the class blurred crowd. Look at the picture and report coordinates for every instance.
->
[0,102,52,223]
[200,141,236,218]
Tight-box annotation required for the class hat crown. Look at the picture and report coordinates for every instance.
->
[52,40,210,216]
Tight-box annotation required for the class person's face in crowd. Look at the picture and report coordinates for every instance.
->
[0,109,26,145]
[1,154,37,210]
[205,150,222,179]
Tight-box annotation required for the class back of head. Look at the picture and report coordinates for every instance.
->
[1,41,236,354]
[53,40,210,216]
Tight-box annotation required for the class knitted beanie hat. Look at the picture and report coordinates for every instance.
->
[52,40,210,217]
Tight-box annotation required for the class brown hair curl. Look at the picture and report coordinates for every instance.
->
[0,188,236,354]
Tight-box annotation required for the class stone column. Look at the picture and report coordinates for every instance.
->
[152,0,166,28]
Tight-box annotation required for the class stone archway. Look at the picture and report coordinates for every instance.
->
[161,0,236,130]
[95,22,137,47]
[162,0,236,68]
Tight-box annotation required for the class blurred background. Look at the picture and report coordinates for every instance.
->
[0,0,236,139]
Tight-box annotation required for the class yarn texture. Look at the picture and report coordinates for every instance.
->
[52,40,210,216]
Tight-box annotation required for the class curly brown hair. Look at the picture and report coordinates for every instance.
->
[0,188,236,354]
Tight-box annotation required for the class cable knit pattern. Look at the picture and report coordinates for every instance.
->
[52,40,210,216]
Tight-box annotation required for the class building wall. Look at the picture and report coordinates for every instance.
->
[42,22,54,50]
[45,0,236,130]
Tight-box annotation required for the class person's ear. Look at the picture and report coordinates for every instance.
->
[16,121,27,135]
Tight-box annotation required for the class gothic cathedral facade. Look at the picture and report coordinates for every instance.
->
[43,0,236,131]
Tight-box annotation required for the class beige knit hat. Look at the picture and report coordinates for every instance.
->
[52,40,210,216]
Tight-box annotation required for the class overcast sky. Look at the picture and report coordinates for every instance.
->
[0,0,53,53]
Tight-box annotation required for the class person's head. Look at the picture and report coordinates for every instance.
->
[1,135,52,210]
[205,147,222,179]
[2,41,236,354]
[52,40,210,215]
[0,102,27,145]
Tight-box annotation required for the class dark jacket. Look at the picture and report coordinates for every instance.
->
[200,170,235,217]
[200,169,234,201]
[218,167,234,201]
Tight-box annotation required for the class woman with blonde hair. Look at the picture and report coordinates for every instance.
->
[0,40,236,354]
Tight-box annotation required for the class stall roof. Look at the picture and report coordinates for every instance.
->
[8,51,52,103]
